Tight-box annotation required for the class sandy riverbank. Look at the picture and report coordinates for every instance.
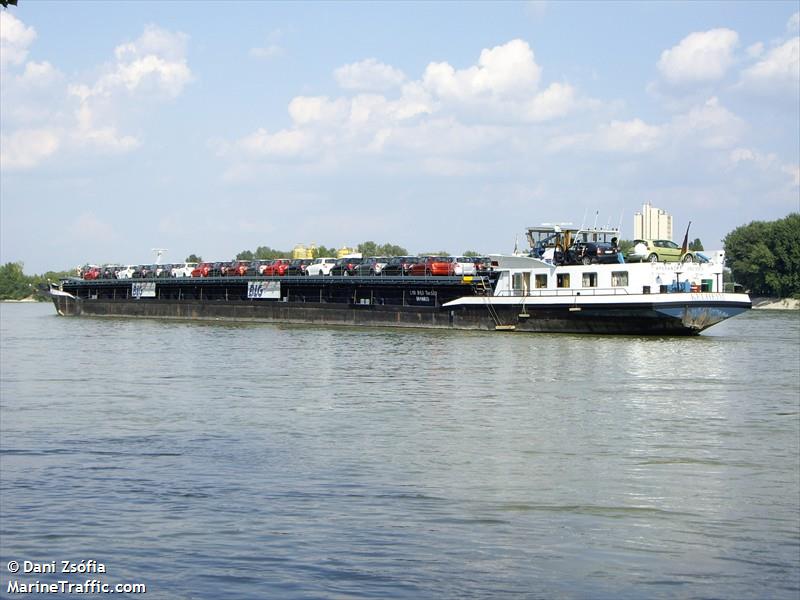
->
[752,297,800,310]
[0,296,41,303]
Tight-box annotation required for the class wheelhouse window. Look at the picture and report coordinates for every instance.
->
[582,272,598,288]
[535,273,548,288]
[557,273,571,288]
[611,271,629,287]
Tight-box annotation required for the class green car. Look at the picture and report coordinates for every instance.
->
[627,239,696,263]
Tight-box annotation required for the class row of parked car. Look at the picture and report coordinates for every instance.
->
[79,256,496,280]
[532,239,709,266]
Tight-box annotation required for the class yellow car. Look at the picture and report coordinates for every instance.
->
[627,239,696,263]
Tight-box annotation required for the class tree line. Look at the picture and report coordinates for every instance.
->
[2,218,797,300]
[187,241,483,263]
[0,262,72,301]
[723,213,800,298]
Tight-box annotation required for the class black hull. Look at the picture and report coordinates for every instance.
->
[51,294,747,336]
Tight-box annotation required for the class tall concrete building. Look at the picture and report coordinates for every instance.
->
[634,202,673,240]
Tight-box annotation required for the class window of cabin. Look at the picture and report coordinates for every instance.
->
[582,272,598,287]
[535,273,548,288]
[611,271,629,287]
[512,273,524,293]
[557,273,570,288]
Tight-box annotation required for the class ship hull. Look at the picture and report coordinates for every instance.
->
[50,283,750,336]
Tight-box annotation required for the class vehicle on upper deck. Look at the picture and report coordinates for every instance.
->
[305,257,337,276]
[526,223,621,266]
[353,257,389,276]
[171,262,197,277]
[263,259,291,276]
[329,257,363,276]
[409,256,457,276]
[82,265,101,280]
[567,241,621,265]
[191,262,213,277]
[381,256,419,276]
[627,239,700,263]
[286,258,313,276]
[453,257,477,276]
[116,265,137,279]
[222,260,249,277]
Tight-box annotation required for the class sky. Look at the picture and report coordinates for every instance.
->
[1,0,798,272]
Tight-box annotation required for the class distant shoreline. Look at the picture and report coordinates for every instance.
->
[751,297,800,310]
[0,296,42,303]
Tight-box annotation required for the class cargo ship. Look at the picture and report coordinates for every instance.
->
[50,232,751,336]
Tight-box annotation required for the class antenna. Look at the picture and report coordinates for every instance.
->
[152,248,168,265]
[592,210,599,229]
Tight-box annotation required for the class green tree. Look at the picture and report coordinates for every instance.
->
[185,254,202,263]
[254,246,286,259]
[377,243,408,256]
[312,245,336,258]
[358,241,378,257]
[0,262,34,300]
[236,250,254,260]
[724,213,800,297]
[688,238,704,251]
[462,250,480,257]
[618,240,634,256]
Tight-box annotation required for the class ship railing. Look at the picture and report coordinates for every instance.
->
[496,287,631,298]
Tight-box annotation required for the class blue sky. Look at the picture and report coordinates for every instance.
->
[1,1,798,272]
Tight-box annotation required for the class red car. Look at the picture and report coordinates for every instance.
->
[82,266,101,280]
[408,256,456,276]
[191,262,213,277]
[222,261,249,276]
[263,259,291,276]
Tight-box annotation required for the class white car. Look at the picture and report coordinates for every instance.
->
[305,257,338,276]
[116,265,137,279]
[171,262,197,277]
[453,257,477,276]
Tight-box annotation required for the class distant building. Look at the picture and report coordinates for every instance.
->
[634,202,673,240]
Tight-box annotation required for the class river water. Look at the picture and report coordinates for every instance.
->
[0,302,798,599]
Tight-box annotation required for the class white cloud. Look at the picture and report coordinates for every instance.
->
[16,60,61,88]
[658,28,739,84]
[0,129,60,169]
[423,39,541,100]
[69,213,117,243]
[250,44,284,59]
[78,24,192,100]
[746,42,764,58]
[670,97,745,149]
[730,147,799,186]
[288,96,349,125]
[525,82,576,122]
[114,24,188,63]
[250,29,285,60]
[789,12,800,33]
[597,118,663,153]
[551,98,742,155]
[739,37,800,94]
[334,58,406,91]
[238,127,315,158]
[0,20,193,169]
[0,12,36,67]
[782,164,800,186]
[72,104,139,152]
